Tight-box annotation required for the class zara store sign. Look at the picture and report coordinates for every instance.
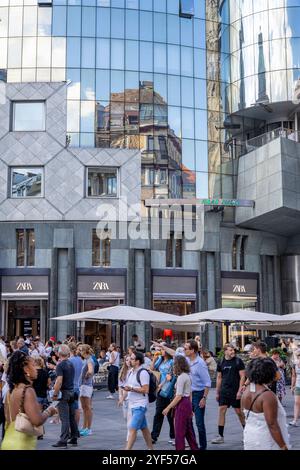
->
[222,277,258,297]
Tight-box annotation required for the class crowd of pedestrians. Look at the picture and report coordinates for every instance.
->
[0,332,299,451]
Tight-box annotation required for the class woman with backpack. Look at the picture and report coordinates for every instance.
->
[150,345,175,445]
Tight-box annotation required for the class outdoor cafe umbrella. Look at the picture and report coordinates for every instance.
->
[52,305,181,352]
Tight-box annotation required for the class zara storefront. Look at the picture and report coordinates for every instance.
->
[0,269,49,341]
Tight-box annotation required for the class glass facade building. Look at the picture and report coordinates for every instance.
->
[219,0,300,167]
[0,0,217,200]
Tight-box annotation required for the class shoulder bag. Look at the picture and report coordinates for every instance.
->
[13,386,43,437]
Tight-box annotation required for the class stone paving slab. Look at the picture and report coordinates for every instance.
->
[36,388,299,451]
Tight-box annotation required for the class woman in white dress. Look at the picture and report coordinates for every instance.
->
[241,357,290,450]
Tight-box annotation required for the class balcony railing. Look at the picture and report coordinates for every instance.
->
[245,127,300,154]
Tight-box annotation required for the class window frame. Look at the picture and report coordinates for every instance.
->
[12,101,46,132]
[10,166,44,199]
[86,167,119,198]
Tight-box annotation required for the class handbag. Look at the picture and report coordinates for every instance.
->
[11,386,43,437]
[159,375,177,399]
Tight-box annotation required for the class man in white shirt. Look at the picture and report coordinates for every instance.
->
[123,351,153,450]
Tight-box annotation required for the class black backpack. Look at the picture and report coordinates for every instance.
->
[136,368,158,403]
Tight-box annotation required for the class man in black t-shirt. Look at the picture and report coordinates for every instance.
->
[51,344,78,448]
[211,344,246,444]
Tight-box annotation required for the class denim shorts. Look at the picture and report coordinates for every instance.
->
[129,406,148,431]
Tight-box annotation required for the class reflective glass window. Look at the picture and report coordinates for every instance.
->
[98,0,110,5]
[82,38,96,68]
[268,8,285,40]
[168,45,180,75]
[0,8,8,37]
[140,41,153,72]
[82,7,96,37]
[270,39,286,71]
[23,7,37,36]
[154,73,167,103]
[125,70,139,92]
[195,109,207,140]
[11,168,43,198]
[111,39,125,69]
[286,7,300,38]
[288,37,300,68]
[13,102,45,131]
[196,172,208,198]
[168,106,181,136]
[154,0,166,12]
[68,7,81,36]
[67,37,81,68]
[126,0,138,8]
[37,68,51,81]
[81,101,95,132]
[140,11,153,41]
[253,11,269,44]
[80,133,94,146]
[182,138,195,171]
[97,7,110,37]
[154,13,166,43]
[140,0,153,10]
[154,43,166,74]
[87,168,118,197]
[126,40,139,71]
[96,38,110,68]
[182,108,194,138]
[182,46,194,76]
[126,9,138,39]
[194,19,205,49]
[181,17,193,46]
[168,0,179,14]
[9,7,23,36]
[167,14,180,44]
[195,140,208,172]
[96,69,110,100]
[7,69,21,82]
[67,68,81,99]
[194,78,207,109]
[8,38,22,68]
[52,6,66,36]
[0,38,7,68]
[111,70,124,94]
[271,70,288,102]
[193,48,205,78]
[22,37,36,67]
[38,7,52,35]
[168,75,181,106]
[111,8,125,38]
[81,69,95,100]
[112,0,124,6]
[181,77,194,107]
[52,37,66,67]
[22,69,36,82]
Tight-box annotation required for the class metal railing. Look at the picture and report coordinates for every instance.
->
[245,127,300,154]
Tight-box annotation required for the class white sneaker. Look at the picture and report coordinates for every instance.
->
[106,394,115,399]
[211,436,225,444]
[168,439,175,445]
[289,420,298,427]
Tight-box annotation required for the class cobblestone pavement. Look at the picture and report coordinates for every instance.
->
[36,388,299,451]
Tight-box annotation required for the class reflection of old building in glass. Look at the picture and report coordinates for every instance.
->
[95,81,193,199]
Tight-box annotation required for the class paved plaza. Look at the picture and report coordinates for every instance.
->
[36,388,300,451]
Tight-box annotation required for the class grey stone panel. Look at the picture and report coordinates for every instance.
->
[53,228,74,248]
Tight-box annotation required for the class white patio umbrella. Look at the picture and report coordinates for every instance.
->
[175,308,281,323]
[52,305,181,323]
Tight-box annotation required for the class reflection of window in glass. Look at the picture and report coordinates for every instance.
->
[11,167,43,198]
[143,167,154,186]
[158,136,168,159]
[16,229,35,267]
[13,102,45,131]
[180,0,194,18]
[166,233,183,267]
[232,235,240,270]
[92,229,111,267]
[148,136,154,151]
[240,236,248,271]
[87,168,118,197]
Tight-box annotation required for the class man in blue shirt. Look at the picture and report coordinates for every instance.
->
[184,339,211,450]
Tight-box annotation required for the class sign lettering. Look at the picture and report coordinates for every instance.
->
[92,281,110,291]
[233,284,246,294]
[16,282,33,291]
